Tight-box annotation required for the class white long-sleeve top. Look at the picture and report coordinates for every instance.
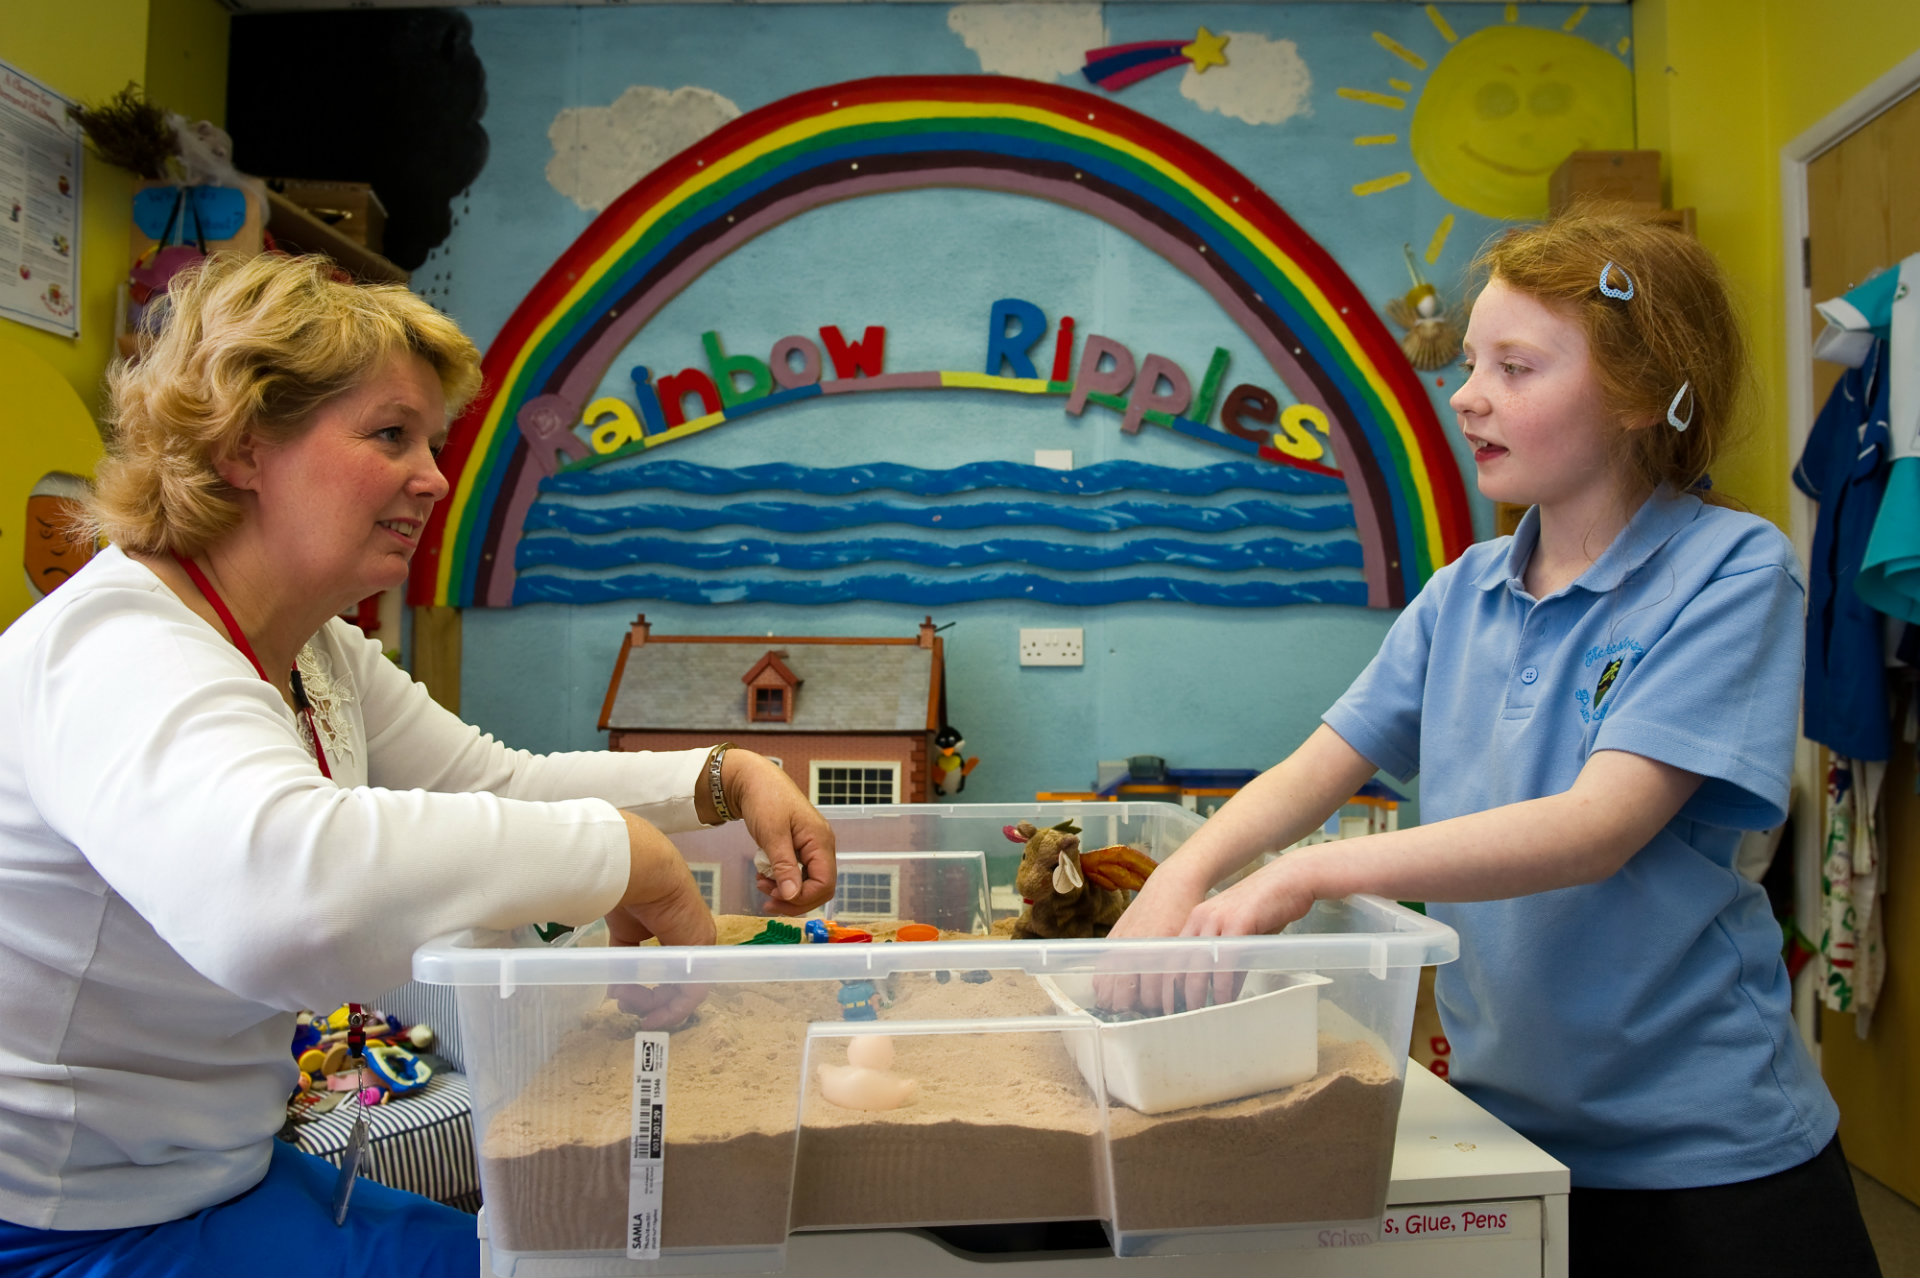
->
[0,546,708,1229]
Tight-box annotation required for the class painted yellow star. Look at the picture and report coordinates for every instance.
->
[1182,27,1230,74]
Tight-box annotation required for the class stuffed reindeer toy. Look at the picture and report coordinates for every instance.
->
[1005,820,1159,939]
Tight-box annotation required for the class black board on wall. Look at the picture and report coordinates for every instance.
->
[226,8,489,272]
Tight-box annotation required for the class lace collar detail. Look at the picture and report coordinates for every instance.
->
[295,640,357,774]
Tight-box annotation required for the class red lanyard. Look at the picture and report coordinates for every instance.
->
[171,553,332,779]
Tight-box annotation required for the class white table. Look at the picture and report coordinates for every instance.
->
[480,1064,1568,1277]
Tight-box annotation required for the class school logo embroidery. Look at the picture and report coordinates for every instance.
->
[1592,658,1623,709]
[1575,639,1644,724]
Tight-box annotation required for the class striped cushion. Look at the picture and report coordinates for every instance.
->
[372,980,465,1072]
[292,1069,478,1211]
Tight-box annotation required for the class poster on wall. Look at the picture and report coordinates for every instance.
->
[409,3,1632,614]
[0,60,81,339]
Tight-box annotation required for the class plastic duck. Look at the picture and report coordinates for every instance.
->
[818,1034,917,1111]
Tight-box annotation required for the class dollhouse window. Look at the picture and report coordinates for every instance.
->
[810,761,900,805]
[835,867,899,920]
[742,651,799,723]
[686,863,721,913]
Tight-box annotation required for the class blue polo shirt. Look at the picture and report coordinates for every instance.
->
[1324,490,1837,1190]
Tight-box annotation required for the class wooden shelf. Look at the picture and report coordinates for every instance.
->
[264,190,409,285]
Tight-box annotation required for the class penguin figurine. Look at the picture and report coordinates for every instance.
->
[932,725,980,796]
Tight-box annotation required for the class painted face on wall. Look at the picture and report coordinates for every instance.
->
[23,484,95,600]
[1410,25,1633,221]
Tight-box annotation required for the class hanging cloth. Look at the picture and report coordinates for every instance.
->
[1794,340,1892,760]
[1818,757,1887,1035]
[1815,254,1920,623]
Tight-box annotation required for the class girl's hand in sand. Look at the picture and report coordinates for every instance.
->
[1179,852,1319,936]
[1091,863,1210,1013]
[722,749,837,915]
[1166,855,1318,1015]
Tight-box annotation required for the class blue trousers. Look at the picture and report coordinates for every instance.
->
[0,1140,478,1277]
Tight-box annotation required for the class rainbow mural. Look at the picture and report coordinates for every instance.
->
[412,75,1473,610]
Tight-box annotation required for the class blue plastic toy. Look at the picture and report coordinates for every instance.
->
[836,980,879,1021]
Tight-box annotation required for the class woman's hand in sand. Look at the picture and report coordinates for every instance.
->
[722,749,836,915]
[606,811,716,1029]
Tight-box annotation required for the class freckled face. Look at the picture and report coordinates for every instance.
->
[1450,278,1621,511]
[234,353,449,609]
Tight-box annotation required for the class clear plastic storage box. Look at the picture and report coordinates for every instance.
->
[413,802,1458,1276]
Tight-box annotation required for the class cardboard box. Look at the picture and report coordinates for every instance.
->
[1548,150,1663,215]
[266,179,387,253]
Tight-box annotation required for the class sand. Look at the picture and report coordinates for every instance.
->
[479,922,1400,1255]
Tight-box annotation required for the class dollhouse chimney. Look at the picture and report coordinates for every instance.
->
[629,614,651,647]
[918,616,937,649]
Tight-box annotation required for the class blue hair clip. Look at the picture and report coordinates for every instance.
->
[1668,381,1694,432]
[1599,261,1635,301]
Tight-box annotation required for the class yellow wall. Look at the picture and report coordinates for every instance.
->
[1,0,228,415]
[1,0,228,628]
[144,0,230,132]
[1635,0,1920,529]
[4,0,151,419]
[0,330,110,627]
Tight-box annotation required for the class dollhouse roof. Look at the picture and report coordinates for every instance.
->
[600,630,943,734]
[741,650,801,688]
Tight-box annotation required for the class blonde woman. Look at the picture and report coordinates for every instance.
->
[0,254,834,1275]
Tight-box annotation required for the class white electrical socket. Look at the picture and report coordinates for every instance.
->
[1019,627,1084,666]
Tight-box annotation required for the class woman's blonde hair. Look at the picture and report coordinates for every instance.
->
[1474,205,1748,503]
[94,252,483,556]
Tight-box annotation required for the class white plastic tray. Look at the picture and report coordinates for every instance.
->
[1038,970,1332,1115]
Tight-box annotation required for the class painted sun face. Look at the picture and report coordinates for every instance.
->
[1410,25,1632,221]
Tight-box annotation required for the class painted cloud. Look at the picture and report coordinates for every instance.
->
[947,3,1104,82]
[547,85,742,213]
[1181,33,1313,126]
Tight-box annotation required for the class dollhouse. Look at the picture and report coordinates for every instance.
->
[599,614,950,809]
